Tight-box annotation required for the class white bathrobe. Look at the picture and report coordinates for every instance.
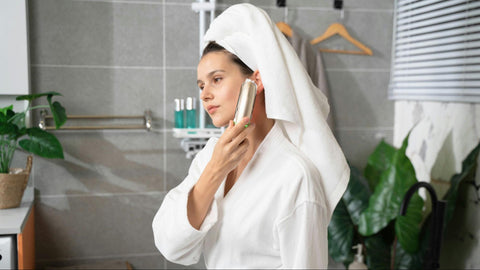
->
[152,123,328,269]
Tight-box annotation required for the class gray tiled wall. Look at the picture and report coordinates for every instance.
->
[28,0,394,269]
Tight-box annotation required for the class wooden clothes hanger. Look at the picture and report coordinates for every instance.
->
[276,21,293,37]
[310,22,373,55]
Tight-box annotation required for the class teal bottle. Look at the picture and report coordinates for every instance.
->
[186,97,197,129]
[174,98,185,128]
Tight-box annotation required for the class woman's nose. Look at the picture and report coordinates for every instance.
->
[200,86,212,101]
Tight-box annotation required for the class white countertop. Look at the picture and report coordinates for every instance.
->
[0,186,34,234]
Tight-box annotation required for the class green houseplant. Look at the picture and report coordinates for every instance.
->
[328,134,480,269]
[0,92,66,209]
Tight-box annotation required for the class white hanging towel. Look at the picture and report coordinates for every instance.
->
[287,31,335,130]
[203,3,349,216]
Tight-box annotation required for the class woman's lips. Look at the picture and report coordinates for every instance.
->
[207,105,219,114]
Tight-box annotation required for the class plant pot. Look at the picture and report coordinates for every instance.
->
[0,156,32,209]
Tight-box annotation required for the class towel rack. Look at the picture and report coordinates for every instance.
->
[38,110,152,131]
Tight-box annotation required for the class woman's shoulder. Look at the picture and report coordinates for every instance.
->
[274,142,322,188]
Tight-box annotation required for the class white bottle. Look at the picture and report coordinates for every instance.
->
[348,244,368,270]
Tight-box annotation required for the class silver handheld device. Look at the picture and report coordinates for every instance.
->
[234,79,257,126]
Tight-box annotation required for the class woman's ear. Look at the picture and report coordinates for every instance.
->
[252,70,264,94]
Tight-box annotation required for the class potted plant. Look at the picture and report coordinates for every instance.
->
[328,134,480,269]
[0,92,66,209]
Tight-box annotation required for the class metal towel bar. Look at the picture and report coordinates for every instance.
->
[38,110,152,131]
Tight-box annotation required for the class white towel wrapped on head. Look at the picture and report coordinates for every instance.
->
[203,3,349,216]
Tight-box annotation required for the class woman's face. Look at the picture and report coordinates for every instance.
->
[197,51,248,127]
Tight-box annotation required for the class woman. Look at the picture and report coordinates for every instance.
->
[152,3,349,269]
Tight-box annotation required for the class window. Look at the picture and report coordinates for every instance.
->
[389,0,480,102]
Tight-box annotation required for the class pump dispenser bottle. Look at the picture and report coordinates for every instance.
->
[348,244,367,270]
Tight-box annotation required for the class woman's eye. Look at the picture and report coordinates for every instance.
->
[214,77,222,83]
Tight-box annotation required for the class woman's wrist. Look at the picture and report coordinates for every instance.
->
[196,161,227,194]
[187,162,226,230]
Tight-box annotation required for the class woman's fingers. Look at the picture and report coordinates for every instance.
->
[230,125,253,147]
[227,137,249,164]
[210,117,254,174]
[222,117,251,142]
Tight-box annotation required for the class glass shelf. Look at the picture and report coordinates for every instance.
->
[172,128,224,158]
[172,128,223,139]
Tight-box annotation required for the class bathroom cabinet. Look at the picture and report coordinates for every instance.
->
[0,193,35,270]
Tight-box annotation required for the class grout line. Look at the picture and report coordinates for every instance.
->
[30,64,389,73]
[163,66,197,70]
[335,126,394,132]
[47,128,174,134]
[162,3,168,267]
[47,129,154,134]
[295,6,394,13]
[326,68,390,73]
[250,4,393,13]
[71,0,196,6]
[164,1,192,6]
[69,0,393,13]
[30,64,163,70]
[30,64,197,70]
[70,0,164,5]
[162,0,168,197]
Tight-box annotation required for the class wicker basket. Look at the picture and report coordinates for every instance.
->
[0,156,33,209]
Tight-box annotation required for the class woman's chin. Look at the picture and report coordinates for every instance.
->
[212,121,228,128]
[211,117,229,128]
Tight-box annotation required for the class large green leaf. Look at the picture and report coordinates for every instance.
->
[395,192,424,253]
[328,165,371,264]
[393,238,424,270]
[364,233,391,270]
[0,105,13,117]
[443,139,480,226]
[18,127,64,159]
[358,134,418,236]
[343,165,371,225]
[394,214,431,270]
[0,107,15,124]
[0,123,18,136]
[328,200,355,264]
[364,140,396,191]
[8,111,26,130]
[47,96,67,129]
[0,139,17,173]
[16,91,62,101]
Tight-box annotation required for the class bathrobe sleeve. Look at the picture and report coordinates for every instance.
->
[276,201,329,269]
[152,138,218,265]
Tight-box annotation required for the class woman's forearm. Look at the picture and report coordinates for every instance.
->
[187,118,253,230]
[187,162,226,230]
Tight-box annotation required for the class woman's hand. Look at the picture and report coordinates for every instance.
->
[209,117,254,178]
